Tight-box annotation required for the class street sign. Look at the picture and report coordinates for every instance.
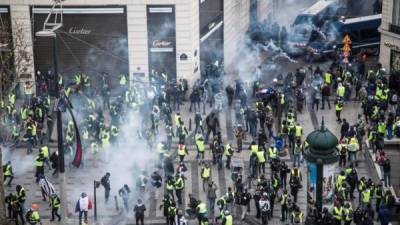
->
[342,34,352,45]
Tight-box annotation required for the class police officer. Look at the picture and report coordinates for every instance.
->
[291,205,303,225]
[50,193,61,221]
[332,202,343,225]
[3,161,13,186]
[335,98,344,123]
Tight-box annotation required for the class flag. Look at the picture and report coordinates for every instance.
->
[60,94,83,167]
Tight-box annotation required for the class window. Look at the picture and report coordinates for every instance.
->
[391,50,400,75]
[393,0,400,25]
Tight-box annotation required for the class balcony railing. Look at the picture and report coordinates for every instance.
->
[389,23,400,35]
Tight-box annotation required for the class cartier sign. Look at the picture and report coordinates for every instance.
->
[152,40,172,48]
[384,42,400,51]
[68,27,91,35]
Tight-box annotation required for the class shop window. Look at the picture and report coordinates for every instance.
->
[391,50,400,75]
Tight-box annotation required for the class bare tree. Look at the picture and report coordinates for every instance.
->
[0,147,6,224]
[0,18,33,100]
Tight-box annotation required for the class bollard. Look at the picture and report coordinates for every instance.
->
[189,118,192,131]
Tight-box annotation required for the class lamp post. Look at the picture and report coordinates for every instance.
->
[36,30,67,222]
[94,180,100,221]
[303,118,339,212]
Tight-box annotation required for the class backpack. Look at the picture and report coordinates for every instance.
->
[226,192,234,203]
[390,93,398,104]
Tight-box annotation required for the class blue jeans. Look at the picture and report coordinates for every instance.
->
[293,154,301,167]
[387,127,393,140]
[208,198,215,211]
[383,171,391,187]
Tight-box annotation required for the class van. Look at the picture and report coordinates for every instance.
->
[306,14,381,61]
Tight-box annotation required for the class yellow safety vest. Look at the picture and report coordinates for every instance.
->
[51,196,61,208]
[345,208,353,221]
[295,126,302,137]
[335,103,343,111]
[337,86,345,97]
[362,189,371,203]
[202,167,210,178]
[198,202,207,214]
[324,72,332,84]
[34,156,44,167]
[30,211,40,222]
[225,144,233,156]
[280,194,287,205]
[175,177,184,190]
[269,147,277,159]
[196,139,205,152]
[4,165,12,176]
[166,181,174,190]
[251,144,259,154]
[40,146,49,158]
[256,151,266,163]
[178,145,186,156]
[336,175,346,188]
[333,206,343,220]
[225,215,233,225]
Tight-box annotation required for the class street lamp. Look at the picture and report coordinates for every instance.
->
[303,118,339,212]
[94,180,101,221]
[35,0,65,221]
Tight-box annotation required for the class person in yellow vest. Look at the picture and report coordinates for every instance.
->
[293,140,303,167]
[249,141,259,155]
[337,83,345,98]
[324,72,332,85]
[8,93,16,106]
[101,130,110,148]
[174,174,185,205]
[34,153,45,183]
[165,177,175,201]
[335,171,346,190]
[256,149,266,174]
[175,112,182,132]
[279,190,289,222]
[39,144,51,169]
[361,186,372,209]
[50,193,61,221]
[335,99,343,123]
[291,205,303,225]
[377,120,386,137]
[167,201,176,225]
[26,204,41,225]
[225,143,234,169]
[268,146,278,160]
[195,133,205,161]
[332,203,343,225]
[222,210,233,225]
[201,163,211,191]
[177,144,188,163]
[338,141,347,167]
[295,123,303,142]
[3,161,13,186]
[343,202,352,225]
[347,137,359,166]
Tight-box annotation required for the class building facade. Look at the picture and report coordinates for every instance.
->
[379,0,400,75]
[0,0,272,95]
